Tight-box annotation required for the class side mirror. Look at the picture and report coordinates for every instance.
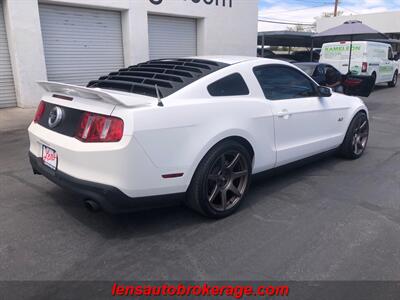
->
[394,54,399,61]
[318,86,332,97]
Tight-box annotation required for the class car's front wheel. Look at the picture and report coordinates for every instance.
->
[339,111,369,159]
[187,140,252,218]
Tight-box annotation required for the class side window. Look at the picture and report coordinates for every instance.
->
[253,65,318,100]
[207,73,249,97]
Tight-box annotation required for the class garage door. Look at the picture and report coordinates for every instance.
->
[0,0,17,108]
[39,4,124,86]
[148,15,197,60]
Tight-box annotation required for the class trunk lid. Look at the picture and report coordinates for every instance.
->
[36,81,156,137]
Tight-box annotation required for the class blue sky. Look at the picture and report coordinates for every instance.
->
[258,0,400,31]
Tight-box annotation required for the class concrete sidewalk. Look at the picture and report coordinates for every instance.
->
[0,107,35,132]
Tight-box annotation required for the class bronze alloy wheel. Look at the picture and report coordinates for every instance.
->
[352,117,369,156]
[339,111,369,160]
[205,151,249,212]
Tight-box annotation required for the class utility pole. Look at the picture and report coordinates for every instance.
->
[334,0,339,16]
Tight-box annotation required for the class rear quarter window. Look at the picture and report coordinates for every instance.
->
[207,73,250,97]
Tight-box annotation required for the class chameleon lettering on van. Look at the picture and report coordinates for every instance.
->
[324,45,362,60]
[324,45,362,52]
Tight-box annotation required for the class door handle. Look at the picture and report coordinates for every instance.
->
[276,109,291,119]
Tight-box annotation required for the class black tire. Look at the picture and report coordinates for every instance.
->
[187,140,252,218]
[371,72,377,91]
[388,70,398,87]
[339,111,369,160]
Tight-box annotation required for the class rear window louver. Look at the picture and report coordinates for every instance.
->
[87,59,229,98]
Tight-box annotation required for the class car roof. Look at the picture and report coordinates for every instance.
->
[294,62,319,66]
[88,56,298,99]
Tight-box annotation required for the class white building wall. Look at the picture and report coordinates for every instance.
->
[3,0,47,108]
[2,0,258,108]
[317,11,400,34]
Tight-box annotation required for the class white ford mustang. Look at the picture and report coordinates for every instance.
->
[28,56,369,218]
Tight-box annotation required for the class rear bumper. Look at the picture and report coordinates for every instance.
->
[28,122,188,198]
[29,152,184,213]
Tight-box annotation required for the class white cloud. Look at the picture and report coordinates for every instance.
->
[365,0,384,6]
[356,6,388,14]
[346,0,385,7]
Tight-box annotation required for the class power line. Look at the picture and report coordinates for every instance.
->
[259,15,315,24]
[258,16,315,25]
[258,18,316,26]
[341,6,360,14]
[329,0,360,15]
[281,0,333,4]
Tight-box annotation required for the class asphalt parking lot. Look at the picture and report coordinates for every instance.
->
[1,84,400,282]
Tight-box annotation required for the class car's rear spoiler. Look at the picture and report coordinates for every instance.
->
[37,81,155,108]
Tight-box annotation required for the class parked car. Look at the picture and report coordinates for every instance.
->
[257,49,298,63]
[257,48,276,58]
[291,50,320,62]
[320,41,398,87]
[29,56,369,218]
[273,56,298,63]
[294,62,375,97]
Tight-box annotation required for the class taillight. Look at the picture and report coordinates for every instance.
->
[34,101,46,123]
[76,112,124,143]
[362,62,368,72]
[344,78,362,87]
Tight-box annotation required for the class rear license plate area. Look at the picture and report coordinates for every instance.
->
[42,145,58,170]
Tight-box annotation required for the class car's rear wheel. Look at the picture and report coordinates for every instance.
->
[187,140,251,218]
[339,111,369,159]
[388,71,398,87]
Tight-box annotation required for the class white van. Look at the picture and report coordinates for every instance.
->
[320,41,398,87]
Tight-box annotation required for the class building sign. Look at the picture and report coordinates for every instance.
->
[149,0,233,8]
